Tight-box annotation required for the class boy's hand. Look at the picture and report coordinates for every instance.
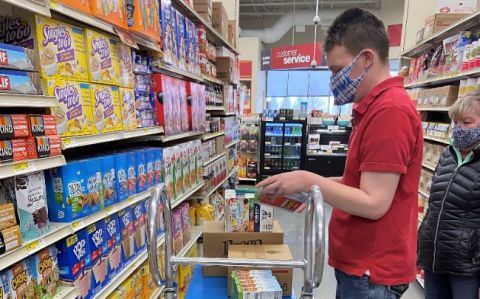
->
[256,170,313,199]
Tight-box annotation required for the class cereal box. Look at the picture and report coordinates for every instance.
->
[0,270,10,298]
[171,9,180,67]
[188,141,196,185]
[145,148,155,189]
[118,207,135,263]
[127,0,161,42]
[172,78,182,134]
[84,30,120,85]
[126,151,137,196]
[160,0,177,66]
[135,149,147,193]
[90,0,128,30]
[185,20,195,74]
[152,74,174,136]
[163,147,174,200]
[26,246,60,299]
[4,260,35,298]
[132,202,146,252]
[119,88,137,130]
[173,146,183,198]
[180,144,190,192]
[45,79,94,137]
[176,12,187,71]
[87,221,108,293]
[0,69,41,94]
[180,202,190,246]
[113,153,128,202]
[104,214,123,281]
[46,160,89,222]
[152,147,163,184]
[0,172,50,242]
[91,84,123,133]
[84,157,103,214]
[100,155,116,207]
[178,79,189,133]
[35,16,88,81]
[55,0,91,15]
[117,44,134,88]
[195,140,203,184]
[29,115,57,136]
[0,43,36,71]
[172,208,183,254]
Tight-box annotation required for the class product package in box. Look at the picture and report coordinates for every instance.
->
[0,43,36,71]
[0,114,30,140]
[56,229,93,299]
[3,260,35,298]
[45,79,94,137]
[253,202,274,232]
[202,220,284,276]
[160,0,178,66]
[0,225,22,254]
[132,201,147,252]
[84,157,103,214]
[0,172,50,242]
[180,144,190,192]
[172,208,184,255]
[135,149,147,193]
[87,221,108,294]
[224,189,249,232]
[163,147,175,200]
[152,74,173,136]
[127,0,161,42]
[55,0,91,14]
[437,0,479,13]
[119,88,137,130]
[228,245,293,296]
[46,160,89,222]
[101,155,117,208]
[118,207,135,263]
[185,19,196,74]
[0,198,16,231]
[26,135,62,159]
[178,79,189,133]
[176,12,188,71]
[29,114,57,136]
[173,145,183,198]
[90,0,128,30]
[27,246,60,299]
[212,2,228,39]
[114,153,129,202]
[91,84,123,133]
[126,151,137,196]
[104,214,123,281]
[84,29,120,85]
[180,202,190,246]
[145,148,155,189]
[424,13,468,38]
[0,69,41,94]
[117,44,134,88]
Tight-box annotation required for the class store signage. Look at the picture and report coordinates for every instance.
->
[261,43,322,70]
[261,50,271,71]
[240,60,252,78]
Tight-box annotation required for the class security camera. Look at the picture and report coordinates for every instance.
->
[311,59,318,68]
[313,15,321,25]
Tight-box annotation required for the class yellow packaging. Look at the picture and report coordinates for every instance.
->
[141,263,157,298]
[119,88,137,129]
[44,79,94,136]
[91,84,123,133]
[85,29,120,85]
[106,277,134,299]
[117,44,135,88]
[131,269,144,298]
[196,203,213,225]
[35,15,88,81]
[189,203,199,226]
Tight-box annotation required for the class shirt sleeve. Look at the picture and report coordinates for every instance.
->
[359,107,417,174]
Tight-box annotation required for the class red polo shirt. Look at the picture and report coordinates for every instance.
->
[328,76,423,285]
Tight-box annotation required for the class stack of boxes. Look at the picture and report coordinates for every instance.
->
[194,0,213,24]
[212,2,229,39]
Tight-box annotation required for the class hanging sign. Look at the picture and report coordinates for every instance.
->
[270,43,322,70]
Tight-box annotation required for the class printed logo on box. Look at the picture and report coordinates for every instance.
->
[0,75,11,90]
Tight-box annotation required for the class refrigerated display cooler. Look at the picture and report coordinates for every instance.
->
[259,120,307,178]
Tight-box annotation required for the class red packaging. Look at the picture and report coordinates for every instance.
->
[0,139,27,163]
[26,137,38,159]
[0,115,30,140]
[152,73,173,136]
[34,136,62,158]
[186,82,194,131]
[178,80,189,133]
[29,115,58,136]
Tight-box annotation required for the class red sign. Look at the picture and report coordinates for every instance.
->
[388,24,402,47]
[240,60,252,79]
[0,76,11,90]
[270,43,321,70]
[0,51,8,65]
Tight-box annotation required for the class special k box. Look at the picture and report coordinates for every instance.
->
[44,79,95,136]
[90,0,128,30]
[84,29,120,85]
[91,84,123,133]
[127,0,161,42]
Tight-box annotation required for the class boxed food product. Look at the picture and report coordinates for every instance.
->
[27,135,62,159]
[126,151,137,196]
[113,153,128,202]
[254,202,274,232]
[152,147,163,184]
[153,74,172,136]
[178,80,189,133]
[84,29,120,85]
[163,147,175,199]
[224,189,248,232]
[87,221,108,293]
[104,214,123,281]
[0,139,27,163]
[55,0,91,14]
[45,79,94,136]
[118,207,135,263]
[0,69,41,94]
[27,246,60,298]
[0,43,36,71]
[212,2,228,39]
[29,115,57,136]
[91,84,123,133]
[145,148,155,189]
[101,155,117,207]
[180,144,190,192]
[46,160,89,222]
[84,157,103,214]
[117,44,134,88]
[188,142,196,185]
[173,146,183,198]
[127,0,161,42]
[180,202,190,245]
[0,114,30,140]
[160,0,178,66]
[0,199,16,230]
[424,13,468,38]
[135,149,147,193]
[119,87,137,129]
[172,208,184,254]
[132,201,147,251]
[90,0,128,30]
[176,12,188,71]
[0,225,22,254]
[3,260,35,298]
[437,0,480,13]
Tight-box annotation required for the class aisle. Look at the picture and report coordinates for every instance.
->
[275,205,424,298]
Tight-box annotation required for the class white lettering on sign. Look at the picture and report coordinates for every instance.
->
[283,54,311,65]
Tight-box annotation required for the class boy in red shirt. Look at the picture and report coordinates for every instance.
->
[257,8,422,299]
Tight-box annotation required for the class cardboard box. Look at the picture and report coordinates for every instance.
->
[0,225,21,254]
[228,244,293,296]
[424,13,468,38]
[216,57,233,82]
[228,20,236,46]
[212,2,228,39]
[0,203,16,231]
[216,135,225,153]
[437,0,480,13]
[202,220,284,276]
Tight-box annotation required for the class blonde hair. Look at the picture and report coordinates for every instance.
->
[449,90,480,121]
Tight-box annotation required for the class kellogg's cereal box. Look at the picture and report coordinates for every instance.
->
[152,147,163,184]
[119,87,137,130]
[85,30,120,85]
[113,153,128,202]
[26,246,60,299]
[4,260,35,298]
[55,0,92,15]
[118,208,135,263]
[100,155,116,207]
[135,149,147,193]
[45,79,94,137]
[127,0,161,42]
[126,151,137,196]
[132,202,146,252]
[104,214,123,281]
[91,84,122,133]
[87,221,108,294]
[160,0,177,66]
[90,0,128,30]
[117,44,134,88]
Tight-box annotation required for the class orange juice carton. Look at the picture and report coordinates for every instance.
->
[91,84,123,133]
[90,0,128,30]
[54,0,92,15]
[119,87,137,129]
[117,44,134,88]
[84,29,120,85]
[127,0,161,42]
[44,79,94,136]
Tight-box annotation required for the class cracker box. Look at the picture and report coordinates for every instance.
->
[84,157,103,214]
[0,172,51,242]
[172,208,183,254]
[145,148,155,189]
[113,153,129,202]
[87,221,108,293]
[0,225,22,255]
[91,84,123,133]
[163,147,175,200]
[126,151,137,196]
[0,43,36,71]
[118,207,135,263]
[55,0,91,15]
[0,69,41,94]
[29,115,57,136]
[119,87,137,129]
[104,214,123,281]
[117,44,134,88]
[135,149,148,193]
[84,30,120,85]
[4,260,35,298]
[176,12,187,71]
[90,0,128,30]
[101,155,117,207]
[152,147,163,184]
[27,246,60,299]
[160,0,178,66]
[46,160,89,222]
[127,0,161,42]
[45,79,94,137]
[132,202,146,252]
[0,114,30,140]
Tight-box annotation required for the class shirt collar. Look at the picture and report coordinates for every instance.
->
[353,76,405,115]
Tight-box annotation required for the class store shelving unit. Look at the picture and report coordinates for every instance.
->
[418,189,430,199]
[422,161,437,172]
[225,140,239,148]
[54,286,79,299]
[3,0,51,16]
[238,177,257,182]
[206,106,226,111]
[195,166,239,199]
[417,106,452,112]
[202,131,225,141]
[150,286,165,299]
[0,156,66,180]
[0,94,57,108]
[171,183,206,209]
[153,64,204,83]
[158,131,205,142]
[203,152,226,167]
[202,74,224,85]
[177,226,203,258]
[215,211,225,221]
[405,68,480,88]
[62,127,164,149]
[424,136,449,145]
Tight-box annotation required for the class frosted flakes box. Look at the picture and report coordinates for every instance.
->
[3,260,35,298]
[85,30,120,85]
[104,214,123,281]
[87,221,108,293]
[45,160,89,222]
[27,246,60,299]
[113,153,128,202]
[90,0,128,30]
[0,69,41,94]
[119,88,137,130]
[45,79,94,137]
[91,84,122,133]
[117,44,134,88]
[118,208,135,263]
[100,155,116,208]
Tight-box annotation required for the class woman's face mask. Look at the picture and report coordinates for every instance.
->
[329,52,372,106]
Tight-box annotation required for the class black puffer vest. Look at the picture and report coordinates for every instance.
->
[418,145,480,275]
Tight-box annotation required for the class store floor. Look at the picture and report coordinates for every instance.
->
[275,205,424,299]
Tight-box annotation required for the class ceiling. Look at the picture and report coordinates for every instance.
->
[240,0,382,18]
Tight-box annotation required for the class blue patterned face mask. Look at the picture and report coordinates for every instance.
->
[330,52,371,106]
[452,125,480,150]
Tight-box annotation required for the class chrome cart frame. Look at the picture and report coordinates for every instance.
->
[147,184,325,299]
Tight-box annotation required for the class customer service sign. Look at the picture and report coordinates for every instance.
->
[261,43,322,70]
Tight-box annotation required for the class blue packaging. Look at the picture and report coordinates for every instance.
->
[86,220,108,294]
[132,202,146,252]
[146,148,155,189]
[118,208,135,263]
[100,155,116,207]
[56,229,91,281]
[152,147,163,184]
[104,214,123,281]
[126,151,137,197]
[84,158,103,214]
[171,8,180,66]
[160,0,178,66]
[113,153,128,202]
[136,149,147,193]
[46,160,89,222]
[176,11,187,71]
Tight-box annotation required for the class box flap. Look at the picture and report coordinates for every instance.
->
[228,244,293,260]
[204,220,283,233]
